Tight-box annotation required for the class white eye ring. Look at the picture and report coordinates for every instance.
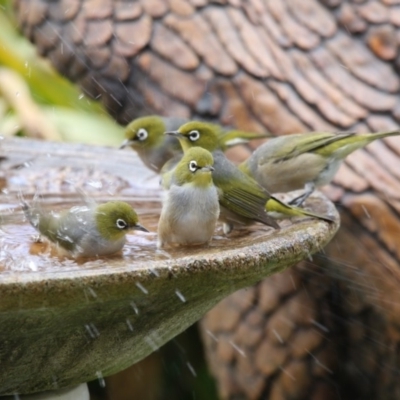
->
[189,130,200,142]
[189,160,198,172]
[137,128,148,141]
[116,218,128,229]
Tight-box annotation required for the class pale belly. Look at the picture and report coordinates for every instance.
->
[158,185,220,247]
[77,233,126,257]
[254,154,340,193]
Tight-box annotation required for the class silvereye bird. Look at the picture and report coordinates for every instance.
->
[119,115,270,172]
[165,122,332,234]
[239,130,400,206]
[22,200,148,257]
[158,147,219,248]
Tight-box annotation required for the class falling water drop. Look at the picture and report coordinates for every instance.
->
[175,289,186,303]
[205,330,219,342]
[130,301,139,315]
[126,319,133,331]
[135,282,148,294]
[88,287,97,299]
[28,260,37,271]
[229,340,246,357]
[186,362,197,377]
[96,371,106,388]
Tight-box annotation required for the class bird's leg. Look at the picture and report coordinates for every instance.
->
[289,182,315,207]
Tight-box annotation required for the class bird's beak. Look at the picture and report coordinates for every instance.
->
[119,139,133,149]
[201,166,214,172]
[164,130,183,138]
[133,223,149,232]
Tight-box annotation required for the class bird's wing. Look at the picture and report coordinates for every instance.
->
[159,154,182,189]
[51,207,94,251]
[213,152,279,228]
[271,132,356,162]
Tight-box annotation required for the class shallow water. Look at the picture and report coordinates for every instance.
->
[0,138,327,277]
[0,201,281,275]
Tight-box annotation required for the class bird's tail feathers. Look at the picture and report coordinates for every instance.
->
[266,197,334,223]
[367,130,400,140]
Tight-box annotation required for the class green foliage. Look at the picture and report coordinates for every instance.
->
[0,6,124,145]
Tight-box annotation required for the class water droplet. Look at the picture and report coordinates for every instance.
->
[60,235,74,243]
[186,362,197,377]
[85,324,95,338]
[272,329,283,344]
[175,289,186,303]
[145,336,159,351]
[85,323,100,338]
[149,268,159,277]
[126,319,133,331]
[28,260,37,271]
[96,371,106,388]
[91,323,100,337]
[229,340,246,357]
[206,330,218,342]
[130,301,139,315]
[311,319,329,333]
[135,282,148,294]
[87,180,102,189]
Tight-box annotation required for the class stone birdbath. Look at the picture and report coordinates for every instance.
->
[0,137,339,398]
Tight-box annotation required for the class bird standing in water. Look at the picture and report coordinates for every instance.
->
[22,200,148,257]
[239,130,400,206]
[165,121,333,234]
[158,147,219,248]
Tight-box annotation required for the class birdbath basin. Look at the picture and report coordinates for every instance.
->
[0,137,339,395]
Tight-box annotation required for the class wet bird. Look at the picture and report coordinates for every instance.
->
[22,199,148,257]
[119,115,269,172]
[165,121,332,234]
[158,147,219,248]
[239,130,400,206]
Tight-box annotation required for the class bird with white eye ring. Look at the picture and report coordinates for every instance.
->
[238,129,400,206]
[158,147,219,249]
[22,200,149,257]
[165,121,334,234]
[116,218,129,230]
[120,115,271,173]
[188,130,200,142]
[136,128,148,141]
[189,160,201,172]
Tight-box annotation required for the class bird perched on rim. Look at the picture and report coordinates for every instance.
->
[158,147,219,248]
[22,199,148,257]
[119,115,270,173]
[165,121,333,234]
[238,130,400,206]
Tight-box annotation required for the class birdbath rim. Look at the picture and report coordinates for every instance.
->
[0,137,340,395]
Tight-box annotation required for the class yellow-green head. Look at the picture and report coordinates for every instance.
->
[120,115,166,150]
[166,121,220,152]
[174,147,215,188]
[95,201,148,241]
